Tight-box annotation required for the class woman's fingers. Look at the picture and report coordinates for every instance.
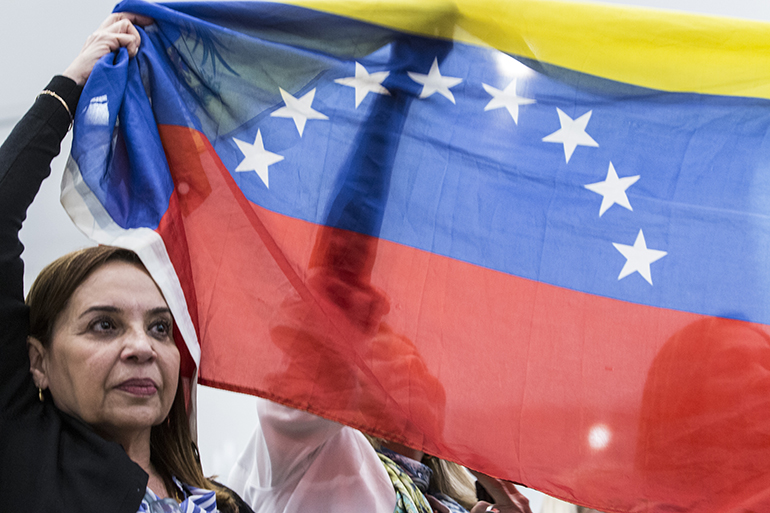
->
[98,15,150,56]
[98,12,153,31]
[62,12,152,85]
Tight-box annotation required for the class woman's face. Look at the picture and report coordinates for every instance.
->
[35,261,180,441]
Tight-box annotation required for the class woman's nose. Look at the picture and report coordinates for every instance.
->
[121,328,156,362]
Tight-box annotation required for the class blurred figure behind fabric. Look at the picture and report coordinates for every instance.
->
[636,317,770,511]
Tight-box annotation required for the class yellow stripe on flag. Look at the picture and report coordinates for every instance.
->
[286,0,770,99]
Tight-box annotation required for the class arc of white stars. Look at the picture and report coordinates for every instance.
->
[233,129,284,189]
[407,57,463,104]
[542,108,599,163]
[482,79,535,124]
[584,162,640,216]
[334,62,390,108]
[612,229,667,285]
[270,87,328,136]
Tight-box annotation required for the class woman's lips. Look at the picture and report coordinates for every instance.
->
[117,378,158,397]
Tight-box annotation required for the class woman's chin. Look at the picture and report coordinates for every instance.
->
[91,405,170,440]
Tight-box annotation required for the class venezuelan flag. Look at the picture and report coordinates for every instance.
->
[63,1,770,511]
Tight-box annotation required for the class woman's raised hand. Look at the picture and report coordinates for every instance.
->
[63,12,152,85]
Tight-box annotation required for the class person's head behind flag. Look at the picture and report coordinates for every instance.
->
[636,317,770,510]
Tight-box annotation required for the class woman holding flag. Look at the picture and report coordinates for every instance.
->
[0,13,251,513]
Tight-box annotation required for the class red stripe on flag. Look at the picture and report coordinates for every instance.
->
[157,124,770,513]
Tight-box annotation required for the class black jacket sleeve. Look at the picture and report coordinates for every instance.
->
[0,75,80,417]
[0,77,149,513]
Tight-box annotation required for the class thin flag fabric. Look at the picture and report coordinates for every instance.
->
[62,0,770,511]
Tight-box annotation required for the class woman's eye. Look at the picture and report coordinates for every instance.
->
[150,320,172,338]
[90,318,116,333]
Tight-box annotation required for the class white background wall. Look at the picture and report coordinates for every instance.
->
[2,0,768,505]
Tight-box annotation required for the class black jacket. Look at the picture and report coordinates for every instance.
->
[0,76,252,513]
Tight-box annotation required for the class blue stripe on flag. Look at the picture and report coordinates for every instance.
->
[84,0,770,326]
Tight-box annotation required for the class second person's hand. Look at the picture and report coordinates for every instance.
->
[469,471,533,513]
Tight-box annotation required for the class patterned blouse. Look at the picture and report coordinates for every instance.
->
[139,477,219,513]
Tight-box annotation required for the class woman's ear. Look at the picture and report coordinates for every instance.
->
[27,337,50,390]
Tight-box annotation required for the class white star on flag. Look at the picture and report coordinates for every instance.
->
[543,108,599,163]
[334,62,390,108]
[482,79,535,124]
[233,129,284,188]
[407,57,463,104]
[270,87,328,136]
[613,229,667,285]
[584,162,640,216]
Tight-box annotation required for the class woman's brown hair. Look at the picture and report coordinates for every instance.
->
[26,245,236,511]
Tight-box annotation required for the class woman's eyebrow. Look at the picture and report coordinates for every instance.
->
[78,306,172,319]
[78,305,120,318]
